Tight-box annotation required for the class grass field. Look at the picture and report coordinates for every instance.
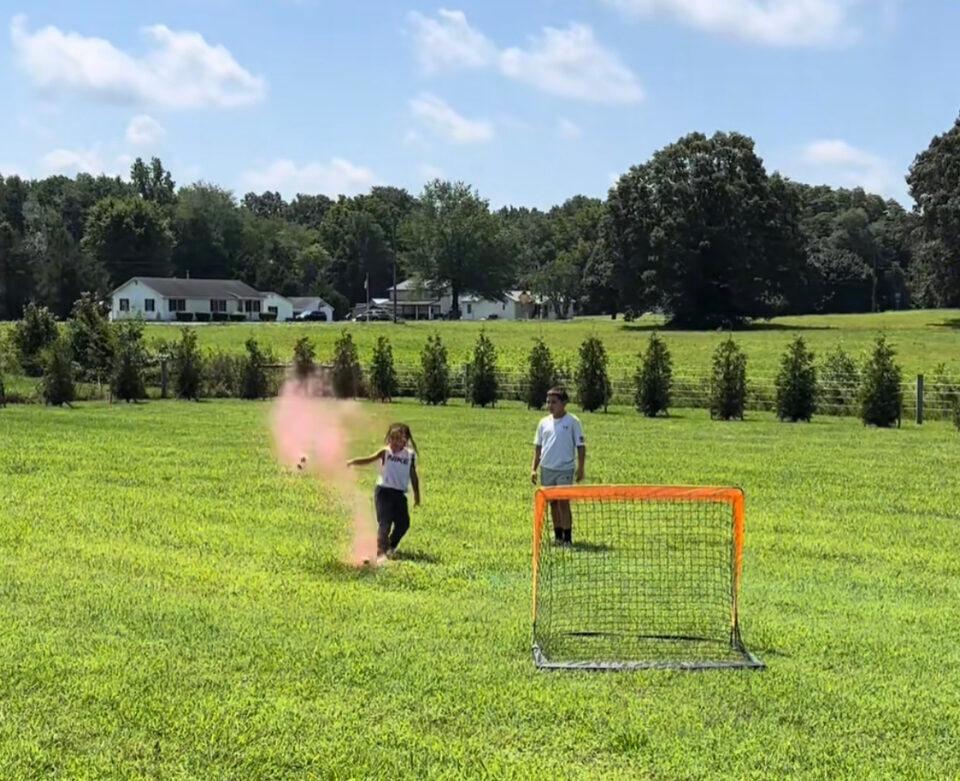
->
[2,398,959,778]
[136,308,960,377]
[3,310,959,408]
[5,309,958,376]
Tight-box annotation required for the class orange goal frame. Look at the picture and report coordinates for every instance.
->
[531,484,762,671]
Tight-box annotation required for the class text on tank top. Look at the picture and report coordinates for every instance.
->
[378,447,414,492]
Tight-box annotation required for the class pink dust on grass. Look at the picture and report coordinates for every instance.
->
[271,374,378,566]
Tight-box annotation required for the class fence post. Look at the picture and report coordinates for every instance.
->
[916,374,924,425]
[160,359,169,399]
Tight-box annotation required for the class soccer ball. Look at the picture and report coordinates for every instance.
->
[297,455,307,470]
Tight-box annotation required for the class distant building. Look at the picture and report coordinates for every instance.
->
[289,296,335,322]
[379,279,561,320]
[109,277,294,322]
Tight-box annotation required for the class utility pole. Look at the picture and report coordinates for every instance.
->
[392,253,398,323]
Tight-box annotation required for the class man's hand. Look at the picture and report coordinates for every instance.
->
[575,466,585,483]
[530,469,538,486]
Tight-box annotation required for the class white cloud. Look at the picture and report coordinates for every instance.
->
[240,158,379,198]
[409,11,642,104]
[126,114,167,146]
[40,147,106,176]
[11,15,266,109]
[802,139,878,168]
[602,0,859,46]
[798,139,900,198]
[409,93,494,144]
[408,9,497,73]
[499,24,643,104]
[558,117,583,140]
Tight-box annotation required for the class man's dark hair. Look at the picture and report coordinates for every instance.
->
[546,386,569,404]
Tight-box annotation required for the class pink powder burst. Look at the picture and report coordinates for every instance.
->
[271,374,379,567]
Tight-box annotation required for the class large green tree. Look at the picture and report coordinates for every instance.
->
[26,205,108,317]
[242,190,287,219]
[81,196,175,285]
[172,184,244,279]
[788,182,915,312]
[0,174,31,318]
[238,212,324,297]
[604,132,806,326]
[319,197,392,306]
[130,157,176,206]
[907,113,960,306]
[401,180,514,316]
[287,193,333,230]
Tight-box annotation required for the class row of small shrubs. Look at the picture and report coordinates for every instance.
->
[162,330,275,401]
[0,298,940,430]
[3,328,277,410]
[322,329,911,429]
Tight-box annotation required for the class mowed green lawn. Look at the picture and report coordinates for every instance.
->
[137,308,960,376]
[1,400,959,779]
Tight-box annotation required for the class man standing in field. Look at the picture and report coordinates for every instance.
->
[531,386,586,546]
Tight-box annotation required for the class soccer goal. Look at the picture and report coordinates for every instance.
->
[532,485,763,671]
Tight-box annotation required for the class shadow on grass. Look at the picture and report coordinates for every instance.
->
[313,558,382,579]
[310,548,441,578]
[569,541,614,553]
[620,321,835,333]
[749,644,791,659]
[931,318,960,329]
[391,548,441,564]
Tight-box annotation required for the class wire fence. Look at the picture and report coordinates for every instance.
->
[377,366,958,422]
[9,359,960,422]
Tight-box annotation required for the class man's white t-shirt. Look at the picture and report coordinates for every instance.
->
[534,413,585,472]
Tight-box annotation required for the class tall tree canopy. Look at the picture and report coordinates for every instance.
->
[402,180,515,316]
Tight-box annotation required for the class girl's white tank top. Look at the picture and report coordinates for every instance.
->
[377,447,415,492]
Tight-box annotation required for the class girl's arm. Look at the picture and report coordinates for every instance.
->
[410,458,421,506]
[347,448,386,468]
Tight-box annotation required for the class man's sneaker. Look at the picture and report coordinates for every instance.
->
[385,547,397,559]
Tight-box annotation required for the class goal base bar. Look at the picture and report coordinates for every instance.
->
[532,643,765,672]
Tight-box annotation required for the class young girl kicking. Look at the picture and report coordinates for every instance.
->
[347,423,421,561]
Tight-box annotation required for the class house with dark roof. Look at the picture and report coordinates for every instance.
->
[109,277,294,322]
[382,279,561,320]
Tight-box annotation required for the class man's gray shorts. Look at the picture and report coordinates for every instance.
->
[540,467,574,486]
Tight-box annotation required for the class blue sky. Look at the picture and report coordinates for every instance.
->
[1,0,958,209]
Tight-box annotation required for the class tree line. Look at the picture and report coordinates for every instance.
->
[2,113,960,327]
[6,294,929,432]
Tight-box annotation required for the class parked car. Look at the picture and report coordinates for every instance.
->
[295,309,328,321]
[352,308,392,322]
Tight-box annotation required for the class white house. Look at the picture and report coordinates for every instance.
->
[109,277,294,322]
[379,279,444,320]
[263,292,294,322]
[458,291,560,320]
[382,279,561,320]
[289,296,335,322]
